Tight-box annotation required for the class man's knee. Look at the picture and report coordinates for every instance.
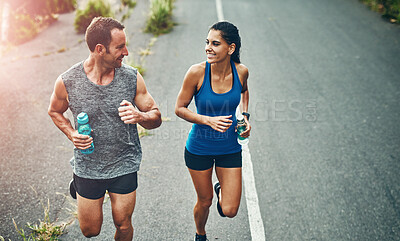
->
[113,217,133,235]
[80,226,101,238]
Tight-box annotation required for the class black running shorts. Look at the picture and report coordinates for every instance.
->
[184,148,242,171]
[73,172,138,200]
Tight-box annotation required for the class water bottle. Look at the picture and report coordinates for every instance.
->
[77,112,94,154]
[236,111,249,145]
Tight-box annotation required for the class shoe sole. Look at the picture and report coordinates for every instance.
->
[214,182,226,217]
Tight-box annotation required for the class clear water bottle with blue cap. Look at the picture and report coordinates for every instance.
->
[77,112,94,154]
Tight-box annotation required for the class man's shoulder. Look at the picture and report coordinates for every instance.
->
[120,63,138,77]
[62,61,84,77]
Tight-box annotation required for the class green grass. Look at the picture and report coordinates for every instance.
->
[118,0,137,22]
[121,0,137,9]
[0,235,9,241]
[138,125,150,138]
[74,0,114,33]
[8,13,39,45]
[6,0,75,45]
[125,56,146,76]
[13,200,70,241]
[360,0,400,23]
[145,0,175,35]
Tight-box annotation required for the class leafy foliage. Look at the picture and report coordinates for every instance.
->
[74,0,114,34]
[360,0,400,23]
[121,0,137,9]
[145,0,174,35]
[10,0,76,16]
[6,0,76,44]
[13,199,69,241]
[8,13,39,45]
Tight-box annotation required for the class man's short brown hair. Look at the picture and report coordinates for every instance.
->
[85,17,125,52]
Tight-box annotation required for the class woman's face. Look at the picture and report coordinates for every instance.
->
[205,29,234,63]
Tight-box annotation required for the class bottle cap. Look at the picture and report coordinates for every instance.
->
[77,112,89,124]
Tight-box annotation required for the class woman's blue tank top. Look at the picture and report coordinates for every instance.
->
[186,60,242,155]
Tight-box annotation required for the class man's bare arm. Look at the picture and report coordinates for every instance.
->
[48,76,93,150]
[118,72,162,130]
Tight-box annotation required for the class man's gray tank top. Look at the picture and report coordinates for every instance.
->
[62,61,142,179]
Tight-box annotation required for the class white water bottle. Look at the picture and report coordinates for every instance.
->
[236,109,249,145]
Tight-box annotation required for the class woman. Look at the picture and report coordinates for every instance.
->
[175,21,251,241]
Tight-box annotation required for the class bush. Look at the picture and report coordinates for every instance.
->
[47,0,77,14]
[13,0,76,16]
[145,0,174,35]
[74,0,114,34]
[8,13,39,45]
[360,0,400,23]
[382,0,400,22]
[121,0,137,9]
[6,0,76,44]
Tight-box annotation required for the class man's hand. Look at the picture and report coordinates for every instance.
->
[71,130,93,150]
[118,100,144,124]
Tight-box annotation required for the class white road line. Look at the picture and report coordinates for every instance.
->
[242,145,266,241]
[215,0,265,241]
[216,0,225,21]
[214,2,266,240]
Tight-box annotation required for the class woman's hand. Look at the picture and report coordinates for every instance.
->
[207,115,233,133]
[239,117,251,138]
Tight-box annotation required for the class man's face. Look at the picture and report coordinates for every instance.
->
[103,28,129,68]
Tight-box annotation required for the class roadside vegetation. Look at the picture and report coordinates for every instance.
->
[74,0,137,33]
[12,202,68,241]
[0,1,174,238]
[360,0,400,23]
[74,0,114,33]
[145,0,175,35]
[6,188,71,241]
[5,0,76,44]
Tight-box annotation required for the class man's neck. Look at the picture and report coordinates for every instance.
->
[83,55,115,86]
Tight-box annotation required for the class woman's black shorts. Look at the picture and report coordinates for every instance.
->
[73,172,138,200]
[184,147,242,171]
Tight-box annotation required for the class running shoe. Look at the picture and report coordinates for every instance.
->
[69,179,77,199]
[195,233,208,241]
[214,182,226,217]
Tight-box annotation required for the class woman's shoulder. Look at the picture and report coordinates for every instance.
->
[187,62,207,76]
[234,62,249,75]
[234,62,249,81]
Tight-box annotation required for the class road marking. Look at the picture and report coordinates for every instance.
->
[242,145,266,241]
[214,2,266,240]
[216,0,225,21]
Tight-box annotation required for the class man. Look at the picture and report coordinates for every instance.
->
[48,17,162,240]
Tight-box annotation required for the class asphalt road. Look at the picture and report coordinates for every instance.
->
[1,0,400,240]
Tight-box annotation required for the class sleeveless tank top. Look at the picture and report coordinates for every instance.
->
[62,61,142,179]
[186,60,242,155]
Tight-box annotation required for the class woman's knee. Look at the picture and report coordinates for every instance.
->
[197,196,213,208]
[222,205,239,218]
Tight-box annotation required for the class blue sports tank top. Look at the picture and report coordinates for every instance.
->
[186,60,242,155]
